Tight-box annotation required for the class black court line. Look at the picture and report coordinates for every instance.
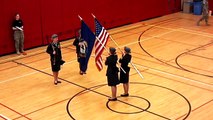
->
[13,69,147,119]
[131,57,213,88]
[175,42,213,78]
[108,17,182,36]
[132,53,213,76]
[16,49,74,65]
[66,84,171,120]
[176,99,213,120]
[1,17,181,65]
[0,44,74,64]
[138,21,213,78]
[0,17,180,65]
[132,60,213,91]
[6,17,186,120]
[150,35,199,47]
[0,18,180,69]
[0,103,32,120]
[0,50,46,64]
[13,84,106,120]
[132,82,191,120]
[106,95,151,114]
[131,51,213,75]
[67,82,191,120]
[12,60,88,89]
[12,61,172,120]
[6,16,212,120]
[142,70,213,92]
[186,53,213,61]
[0,46,76,72]
[102,18,183,50]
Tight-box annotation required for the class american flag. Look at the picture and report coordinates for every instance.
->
[94,18,109,71]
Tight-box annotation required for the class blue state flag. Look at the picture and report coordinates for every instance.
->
[80,20,96,72]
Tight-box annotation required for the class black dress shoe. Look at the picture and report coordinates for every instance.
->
[120,93,129,97]
[54,81,61,85]
[108,98,117,101]
[54,82,57,85]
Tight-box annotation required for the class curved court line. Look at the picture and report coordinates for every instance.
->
[5,60,173,120]
[0,18,179,65]
[0,17,194,120]
[175,43,213,78]
[66,84,171,120]
[106,95,151,114]
[132,53,213,76]
[138,22,213,78]
[66,83,191,120]
[13,83,107,120]
[176,99,213,120]
[108,17,181,36]
[66,84,107,120]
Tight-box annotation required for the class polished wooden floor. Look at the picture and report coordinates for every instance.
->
[0,13,213,120]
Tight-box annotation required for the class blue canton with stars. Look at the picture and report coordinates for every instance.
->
[95,18,103,36]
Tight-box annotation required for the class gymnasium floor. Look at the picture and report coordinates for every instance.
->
[0,12,212,120]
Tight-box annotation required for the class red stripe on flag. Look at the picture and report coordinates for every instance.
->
[95,27,109,71]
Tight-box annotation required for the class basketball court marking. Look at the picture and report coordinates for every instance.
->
[0,114,11,120]
[0,25,176,84]
[144,23,213,38]
[134,63,213,88]
[1,29,212,89]
[137,20,213,79]
[0,60,76,84]
[66,82,191,120]
[118,29,177,48]
[0,103,31,120]
[0,15,212,119]
[5,53,210,120]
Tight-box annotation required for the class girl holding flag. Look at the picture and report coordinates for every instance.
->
[119,47,132,97]
[105,47,119,101]
[73,30,88,75]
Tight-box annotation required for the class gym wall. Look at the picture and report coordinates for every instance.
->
[0,0,181,55]
[209,1,213,15]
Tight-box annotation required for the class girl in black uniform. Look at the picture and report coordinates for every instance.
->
[73,30,88,75]
[105,47,119,101]
[46,34,65,85]
[119,47,132,97]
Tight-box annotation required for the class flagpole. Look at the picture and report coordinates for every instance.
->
[109,36,144,79]
[78,15,126,74]
[95,36,126,74]
[91,14,144,79]
[78,15,83,21]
